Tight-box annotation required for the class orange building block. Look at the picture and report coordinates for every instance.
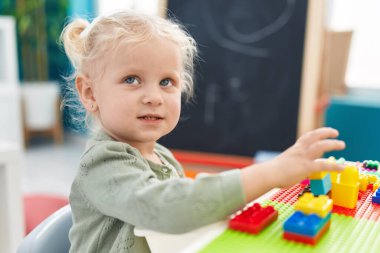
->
[309,171,328,180]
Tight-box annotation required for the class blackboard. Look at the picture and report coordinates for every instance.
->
[161,0,308,156]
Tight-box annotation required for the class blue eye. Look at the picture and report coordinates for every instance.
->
[160,79,172,86]
[124,76,138,85]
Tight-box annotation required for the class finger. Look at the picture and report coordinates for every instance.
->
[297,127,340,147]
[307,139,346,159]
[313,159,345,172]
[297,127,339,146]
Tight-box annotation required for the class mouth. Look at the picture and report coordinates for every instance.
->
[138,115,164,120]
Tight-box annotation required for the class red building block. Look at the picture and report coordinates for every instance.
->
[229,203,278,234]
[283,220,330,245]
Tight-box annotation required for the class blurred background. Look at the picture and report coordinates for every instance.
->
[0,0,379,252]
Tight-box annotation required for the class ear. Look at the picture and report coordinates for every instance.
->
[75,74,98,112]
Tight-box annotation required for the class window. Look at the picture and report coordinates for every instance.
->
[328,0,380,89]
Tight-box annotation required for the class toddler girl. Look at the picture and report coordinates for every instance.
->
[61,10,345,253]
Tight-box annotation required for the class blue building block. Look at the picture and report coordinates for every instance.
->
[283,211,331,236]
[310,174,332,195]
[372,189,380,204]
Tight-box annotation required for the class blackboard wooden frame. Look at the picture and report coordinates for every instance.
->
[297,0,327,136]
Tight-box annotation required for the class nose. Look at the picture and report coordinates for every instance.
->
[141,85,163,106]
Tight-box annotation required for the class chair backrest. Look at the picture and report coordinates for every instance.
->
[17,205,72,253]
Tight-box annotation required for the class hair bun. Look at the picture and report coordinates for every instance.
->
[60,19,90,70]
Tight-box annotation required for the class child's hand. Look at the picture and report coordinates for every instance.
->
[269,127,345,188]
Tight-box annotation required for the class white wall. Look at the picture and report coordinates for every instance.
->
[0,16,23,149]
[327,0,380,89]
[0,17,19,85]
[97,0,160,16]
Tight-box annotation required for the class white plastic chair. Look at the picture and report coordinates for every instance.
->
[17,205,72,253]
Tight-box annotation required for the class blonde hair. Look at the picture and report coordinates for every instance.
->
[60,11,197,130]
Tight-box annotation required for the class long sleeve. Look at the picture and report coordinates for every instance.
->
[75,139,246,234]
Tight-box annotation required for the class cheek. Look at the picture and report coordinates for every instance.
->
[96,92,125,119]
[170,95,182,120]
[175,102,181,120]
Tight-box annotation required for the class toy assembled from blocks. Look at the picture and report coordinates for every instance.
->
[60,10,346,253]
[282,157,380,245]
[309,157,380,209]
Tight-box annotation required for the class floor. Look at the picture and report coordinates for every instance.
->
[21,132,87,198]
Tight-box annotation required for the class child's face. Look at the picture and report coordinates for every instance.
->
[93,36,183,148]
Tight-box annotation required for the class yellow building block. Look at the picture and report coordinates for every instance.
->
[340,165,359,184]
[368,174,378,184]
[294,193,333,218]
[373,182,380,192]
[359,174,369,192]
[330,171,339,183]
[331,165,359,209]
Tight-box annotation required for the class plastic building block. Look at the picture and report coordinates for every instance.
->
[372,189,380,204]
[283,211,331,236]
[330,171,339,183]
[270,183,380,219]
[300,179,310,186]
[373,182,380,192]
[331,166,359,209]
[294,193,333,218]
[298,184,311,197]
[359,174,369,192]
[340,165,359,183]
[363,160,379,171]
[202,197,380,252]
[331,183,359,209]
[283,220,331,246]
[229,203,278,234]
[336,157,346,164]
[309,171,328,180]
[310,174,332,195]
[368,174,378,184]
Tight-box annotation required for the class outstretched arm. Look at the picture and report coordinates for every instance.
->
[241,127,345,203]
